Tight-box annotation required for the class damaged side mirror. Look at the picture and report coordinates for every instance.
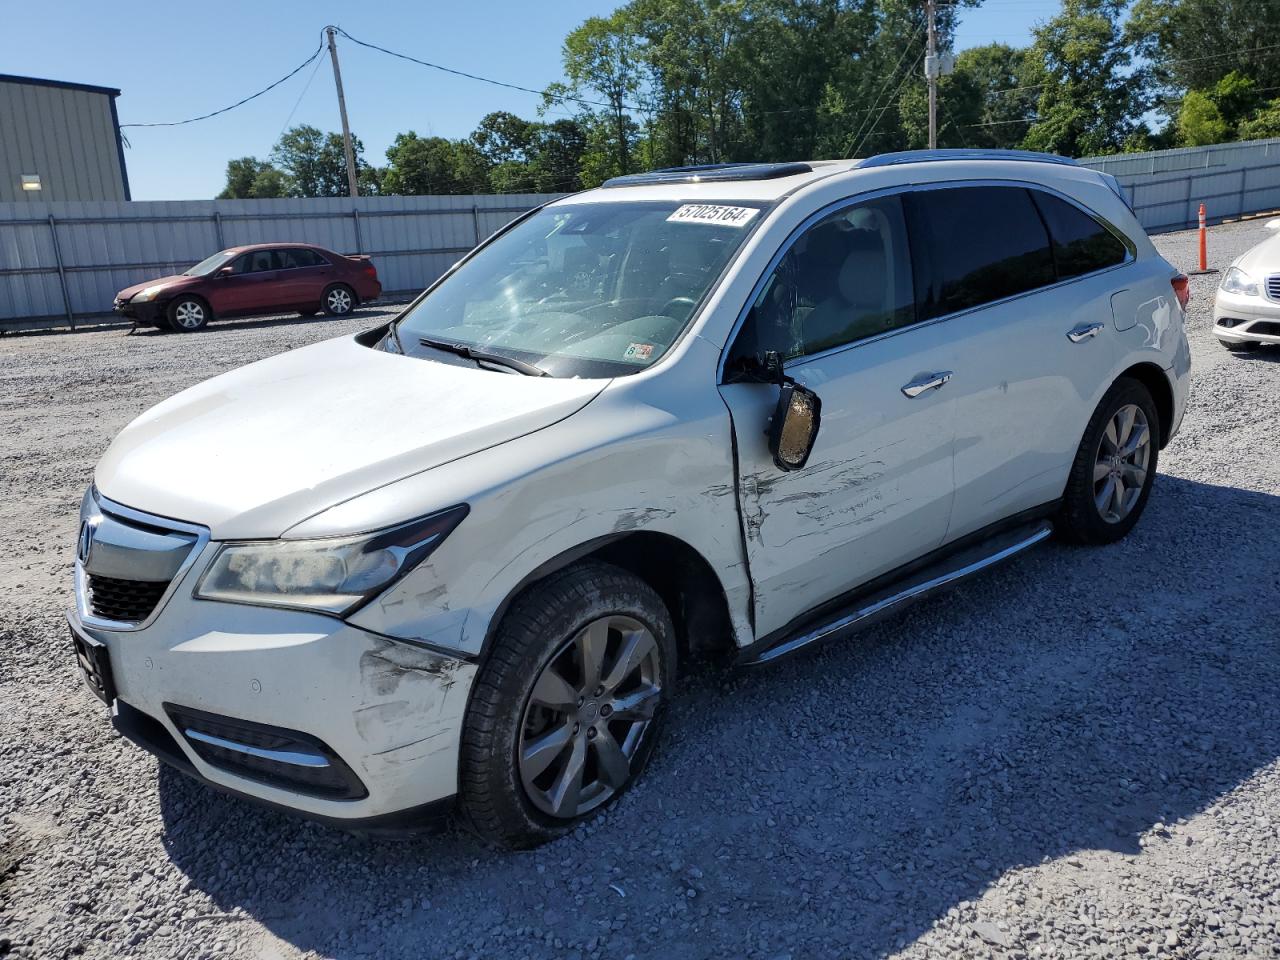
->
[763,351,821,472]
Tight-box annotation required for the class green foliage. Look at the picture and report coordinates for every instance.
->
[1178,90,1229,147]
[1021,0,1140,157]
[217,157,288,199]
[1238,99,1280,141]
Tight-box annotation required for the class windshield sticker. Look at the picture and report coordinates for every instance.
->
[624,342,655,361]
[666,204,759,227]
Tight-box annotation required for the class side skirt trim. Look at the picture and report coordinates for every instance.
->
[737,520,1053,666]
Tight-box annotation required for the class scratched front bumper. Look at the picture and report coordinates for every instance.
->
[71,595,476,823]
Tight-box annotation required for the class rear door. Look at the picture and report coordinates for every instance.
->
[277,248,332,309]
[719,193,957,637]
[907,184,1126,542]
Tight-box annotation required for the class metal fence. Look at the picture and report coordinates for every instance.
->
[7,141,1280,333]
[0,193,560,333]
[1079,137,1280,234]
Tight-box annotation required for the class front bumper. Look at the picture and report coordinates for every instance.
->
[1213,290,1280,344]
[70,573,476,828]
[114,297,166,325]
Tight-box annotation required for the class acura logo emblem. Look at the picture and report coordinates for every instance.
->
[77,519,97,565]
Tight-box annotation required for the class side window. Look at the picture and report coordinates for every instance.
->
[243,250,281,273]
[1031,191,1128,279]
[910,186,1055,317]
[731,195,916,365]
[229,254,253,275]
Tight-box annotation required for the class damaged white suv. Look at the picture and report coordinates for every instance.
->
[71,150,1191,847]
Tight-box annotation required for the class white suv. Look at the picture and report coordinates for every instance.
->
[70,150,1191,847]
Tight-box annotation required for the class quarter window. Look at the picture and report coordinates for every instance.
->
[732,195,916,364]
[1031,191,1128,279]
[910,186,1054,317]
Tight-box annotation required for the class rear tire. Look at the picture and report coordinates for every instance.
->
[459,561,677,849]
[322,284,356,316]
[1219,338,1257,352]
[1058,377,1160,545]
[166,296,210,332]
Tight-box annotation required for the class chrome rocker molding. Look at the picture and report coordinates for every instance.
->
[181,728,332,769]
[738,519,1054,666]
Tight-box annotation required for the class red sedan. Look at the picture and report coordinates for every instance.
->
[114,243,382,332]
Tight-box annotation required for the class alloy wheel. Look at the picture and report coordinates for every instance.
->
[327,288,353,314]
[1093,402,1150,524]
[518,615,663,819]
[173,301,204,329]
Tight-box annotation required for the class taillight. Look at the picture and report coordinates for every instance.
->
[364,264,377,277]
[1171,274,1190,311]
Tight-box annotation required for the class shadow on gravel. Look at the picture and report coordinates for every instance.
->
[156,475,1280,960]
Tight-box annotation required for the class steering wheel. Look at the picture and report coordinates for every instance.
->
[661,296,698,319]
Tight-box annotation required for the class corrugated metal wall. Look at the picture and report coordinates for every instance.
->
[0,80,127,203]
[1079,138,1280,233]
[0,193,560,331]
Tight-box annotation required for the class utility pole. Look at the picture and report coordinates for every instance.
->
[326,26,360,198]
[926,0,938,150]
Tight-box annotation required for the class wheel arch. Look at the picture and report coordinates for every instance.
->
[1116,362,1174,448]
[480,530,737,666]
[324,281,359,308]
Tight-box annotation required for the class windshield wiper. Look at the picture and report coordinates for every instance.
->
[418,335,550,377]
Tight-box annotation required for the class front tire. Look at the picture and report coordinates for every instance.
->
[1058,377,1160,545]
[166,296,210,332]
[322,284,356,316]
[459,561,677,848]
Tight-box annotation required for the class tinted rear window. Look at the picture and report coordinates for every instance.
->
[1032,191,1128,279]
[911,186,1054,316]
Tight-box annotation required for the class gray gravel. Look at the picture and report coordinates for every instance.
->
[3,221,1279,960]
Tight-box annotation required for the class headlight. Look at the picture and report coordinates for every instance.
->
[1220,266,1261,297]
[195,505,468,615]
[131,285,167,303]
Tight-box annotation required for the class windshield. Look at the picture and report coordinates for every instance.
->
[393,200,764,378]
[184,250,238,277]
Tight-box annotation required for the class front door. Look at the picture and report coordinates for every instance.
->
[208,249,287,316]
[719,194,957,638]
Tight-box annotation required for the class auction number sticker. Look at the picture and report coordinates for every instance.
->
[666,204,759,227]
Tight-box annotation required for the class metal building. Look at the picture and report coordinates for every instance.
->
[0,74,131,203]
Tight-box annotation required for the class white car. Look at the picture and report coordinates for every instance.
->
[70,150,1191,847]
[1214,220,1280,351]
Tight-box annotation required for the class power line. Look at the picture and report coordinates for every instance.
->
[120,38,325,128]
[277,53,325,142]
[847,52,926,159]
[842,22,927,158]
[331,26,638,113]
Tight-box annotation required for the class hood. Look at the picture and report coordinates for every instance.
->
[95,335,607,538]
[1237,234,1280,275]
[117,274,192,300]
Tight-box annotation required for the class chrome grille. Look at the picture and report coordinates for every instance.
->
[75,488,208,629]
[1266,275,1280,302]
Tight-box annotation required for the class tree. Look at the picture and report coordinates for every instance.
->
[382,132,489,195]
[1021,0,1142,157]
[1177,90,1229,147]
[471,111,538,165]
[217,157,288,199]
[1238,99,1280,141]
[555,12,644,174]
[270,125,373,198]
[1128,0,1280,116]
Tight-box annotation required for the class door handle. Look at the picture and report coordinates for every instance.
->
[901,371,953,398]
[1067,321,1105,343]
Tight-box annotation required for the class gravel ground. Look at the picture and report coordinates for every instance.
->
[2,220,1279,960]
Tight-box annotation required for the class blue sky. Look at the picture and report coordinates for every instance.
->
[9,0,1062,200]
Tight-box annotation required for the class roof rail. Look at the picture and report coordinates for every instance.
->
[602,162,814,188]
[859,149,1077,169]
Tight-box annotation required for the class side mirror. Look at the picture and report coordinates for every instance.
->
[767,380,822,472]
[215,266,233,278]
